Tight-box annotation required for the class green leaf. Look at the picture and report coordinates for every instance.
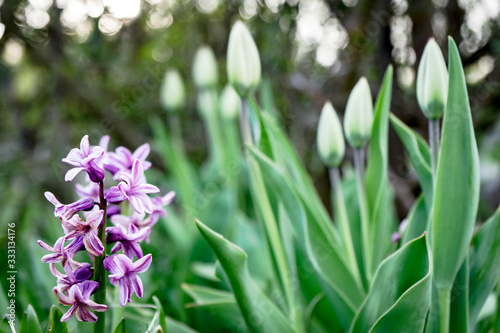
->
[248,146,365,330]
[469,204,500,325]
[182,284,246,331]
[350,234,432,333]
[401,195,428,245]
[153,296,167,333]
[112,318,126,333]
[20,305,42,333]
[166,316,198,333]
[450,258,469,333]
[432,37,480,290]
[45,306,68,333]
[194,219,295,333]
[389,114,433,210]
[365,66,396,274]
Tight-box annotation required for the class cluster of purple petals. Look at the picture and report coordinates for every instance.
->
[38,135,174,322]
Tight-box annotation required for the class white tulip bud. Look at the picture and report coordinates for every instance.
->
[160,69,186,113]
[344,77,374,148]
[317,101,345,167]
[192,45,218,89]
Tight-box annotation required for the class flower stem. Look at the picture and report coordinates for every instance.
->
[94,180,108,333]
[239,98,253,147]
[437,286,451,333]
[429,119,440,183]
[353,147,372,282]
[329,167,363,291]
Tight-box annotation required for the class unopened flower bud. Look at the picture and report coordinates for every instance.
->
[344,77,374,148]
[226,21,261,98]
[317,101,345,167]
[192,45,218,89]
[416,38,448,119]
[220,84,241,120]
[160,69,186,113]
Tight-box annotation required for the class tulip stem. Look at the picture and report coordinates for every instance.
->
[429,119,440,183]
[239,98,253,147]
[354,147,372,282]
[329,167,363,291]
[437,287,451,333]
[94,181,108,333]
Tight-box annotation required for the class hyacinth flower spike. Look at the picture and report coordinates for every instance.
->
[103,254,152,307]
[62,135,105,182]
[54,281,107,322]
[106,160,160,214]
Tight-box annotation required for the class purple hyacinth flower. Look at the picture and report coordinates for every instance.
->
[50,262,93,293]
[106,224,151,259]
[61,209,104,256]
[75,182,100,201]
[106,160,159,214]
[62,135,105,183]
[104,143,152,176]
[38,236,82,266]
[103,254,152,306]
[44,192,95,220]
[53,281,107,322]
[147,191,175,227]
[110,212,146,229]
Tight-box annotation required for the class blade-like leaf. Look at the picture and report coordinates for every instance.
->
[112,318,126,333]
[432,37,480,290]
[365,66,396,274]
[350,234,431,333]
[450,258,469,333]
[20,305,42,333]
[389,114,433,210]
[401,194,428,245]
[194,219,295,333]
[182,284,246,331]
[469,204,500,325]
[44,306,68,333]
[153,296,167,333]
[248,146,365,329]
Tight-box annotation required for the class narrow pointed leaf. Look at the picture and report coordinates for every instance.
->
[112,318,126,333]
[431,37,480,290]
[350,234,431,333]
[401,195,428,245]
[248,146,365,329]
[450,258,469,333]
[153,296,167,333]
[469,204,500,325]
[389,114,433,210]
[20,305,42,333]
[45,306,68,333]
[365,66,395,272]
[194,219,295,333]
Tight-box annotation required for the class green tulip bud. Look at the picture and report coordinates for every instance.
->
[416,38,448,119]
[192,45,218,89]
[344,77,374,148]
[226,21,261,98]
[220,84,241,120]
[317,101,345,167]
[197,89,218,119]
[160,69,186,113]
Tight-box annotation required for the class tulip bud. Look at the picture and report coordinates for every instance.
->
[416,38,448,119]
[192,45,218,89]
[220,85,241,120]
[160,69,186,113]
[344,77,374,148]
[317,101,345,167]
[226,21,261,98]
[197,89,218,119]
